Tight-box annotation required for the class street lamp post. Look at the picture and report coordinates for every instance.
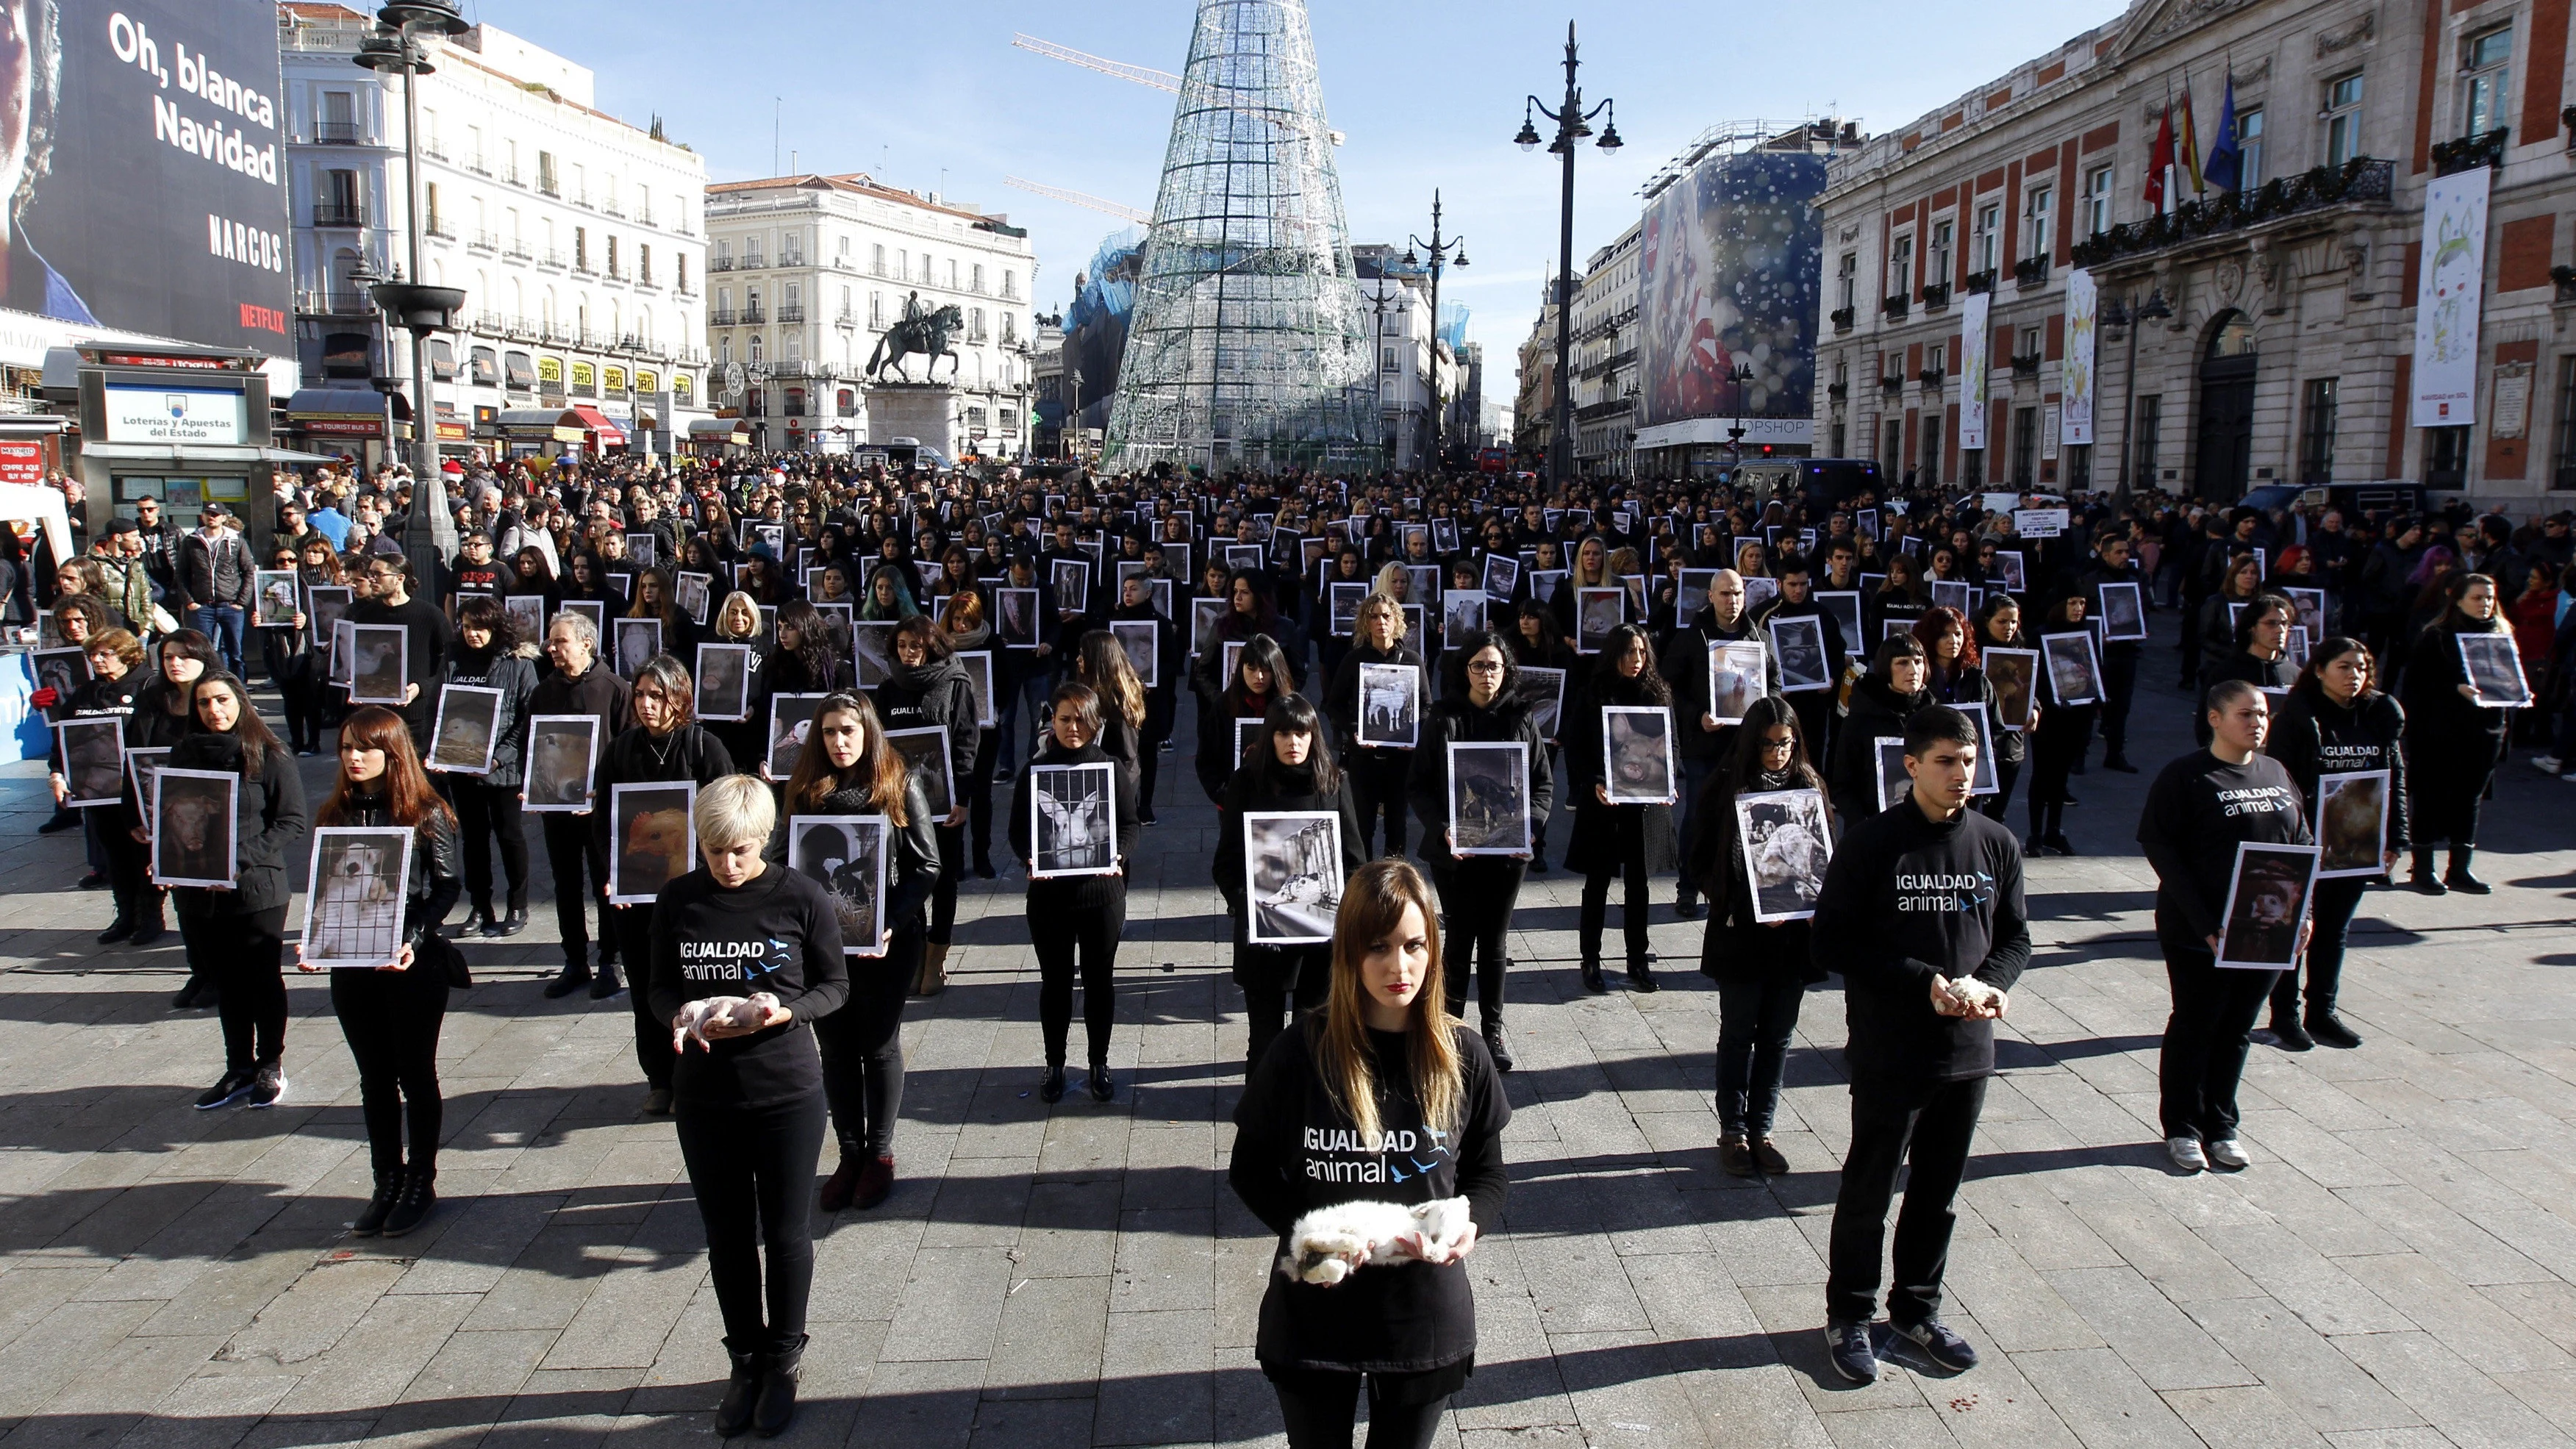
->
[1515,22,1620,490]
[355,0,471,589]
[2105,287,2171,495]
[1726,361,1753,464]
[1403,192,1468,471]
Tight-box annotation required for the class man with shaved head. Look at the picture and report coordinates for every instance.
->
[1659,567,1782,918]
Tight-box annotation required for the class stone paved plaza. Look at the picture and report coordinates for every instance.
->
[2,673,2575,1449]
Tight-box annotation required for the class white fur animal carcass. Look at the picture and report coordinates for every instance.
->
[670,992,781,1051]
[1276,1196,1471,1285]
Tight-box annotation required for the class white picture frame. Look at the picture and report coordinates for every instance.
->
[1769,615,1833,693]
[151,768,239,889]
[346,623,409,705]
[1029,760,1120,879]
[252,569,300,628]
[301,826,416,968]
[1958,698,2000,795]
[766,693,831,779]
[1736,787,1832,923]
[2040,631,2104,706]
[1517,666,1567,745]
[124,746,170,822]
[613,618,662,679]
[1110,619,1160,690]
[1051,557,1091,615]
[1328,582,1367,637]
[696,643,754,723]
[523,715,601,812]
[787,815,890,957]
[958,650,997,728]
[2457,633,2533,707]
[427,684,504,775]
[1600,704,1678,806]
[2214,841,2322,972]
[54,718,124,807]
[851,620,899,690]
[1481,553,1523,601]
[997,587,1042,649]
[1356,662,1421,750]
[886,724,956,817]
[1709,640,1767,726]
[675,570,713,626]
[2316,768,2391,879]
[1447,740,1531,856]
[1574,587,1623,654]
[2097,581,2149,643]
[1815,590,1862,652]
[1442,590,1488,651]
[1243,810,1345,946]
[1874,737,1912,812]
[1992,551,2027,593]
[608,780,697,906]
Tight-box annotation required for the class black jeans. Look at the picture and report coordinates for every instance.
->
[1429,857,1524,1023]
[1577,809,1650,965]
[2409,752,2500,848]
[1717,975,1806,1136]
[455,781,530,913]
[1825,1074,1987,1326]
[969,728,999,864]
[540,813,612,968]
[930,822,965,945]
[1139,687,1176,815]
[676,1092,828,1353]
[1031,885,1126,1067]
[1243,949,1331,1073]
[280,673,326,752]
[1275,1375,1448,1449]
[331,963,450,1175]
[613,905,670,1090]
[182,901,288,1072]
[2158,946,2278,1140]
[2272,876,2366,1021]
[1978,756,2022,826]
[2097,645,2139,756]
[816,926,917,1159]
[1348,751,1409,858]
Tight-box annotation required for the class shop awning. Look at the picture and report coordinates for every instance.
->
[566,405,626,445]
[495,409,586,443]
[83,442,344,465]
[283,387,409,439]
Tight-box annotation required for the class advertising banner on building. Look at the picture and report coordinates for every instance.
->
[1635,149,1826,434]
[2411,167,2491,428]
[1958,290,1991,451]
[6,2,291,355]
[2061,268,2097,446]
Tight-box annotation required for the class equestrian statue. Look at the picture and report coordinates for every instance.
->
[866,291,964,383]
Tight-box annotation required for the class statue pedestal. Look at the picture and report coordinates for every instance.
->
[863,384,958,461]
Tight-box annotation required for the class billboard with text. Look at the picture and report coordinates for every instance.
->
[8,1,291,354]
[1636,149,1825,434]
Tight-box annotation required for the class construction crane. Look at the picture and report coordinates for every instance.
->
[1004,177,1152,226]
[1011,34,1179,93]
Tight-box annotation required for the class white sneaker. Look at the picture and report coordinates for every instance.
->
[2536,755,2565,774]
[2204,1138,2250,1170]
[2167,1136,2208,1172]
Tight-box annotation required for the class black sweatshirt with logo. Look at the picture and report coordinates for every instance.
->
[2136,749,2312,954]
[1810,798,2030,1085]
[647,864,849,1109]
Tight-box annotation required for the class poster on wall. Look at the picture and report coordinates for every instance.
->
[1634,149,1825,432]
[2061,268,2097,445]
[2411,165,2491,429]
[1958,290,1992,451]
[12,1,294,354]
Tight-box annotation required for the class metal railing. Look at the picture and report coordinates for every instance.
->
[504,242,532,262]
[2069,159,2394,268]
[709,257,736,272]
[314,120,365,145]
[709,310,738,326]
[777,305,806,323]
[297,290,374,316]
[740,307,768,325]
[468,229,500,252]
[538,249,568,270]
[312,203,366,228]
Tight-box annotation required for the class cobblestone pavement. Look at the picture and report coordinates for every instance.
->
[2,670,2574,1449]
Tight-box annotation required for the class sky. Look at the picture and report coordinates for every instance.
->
[463,0,2133,390]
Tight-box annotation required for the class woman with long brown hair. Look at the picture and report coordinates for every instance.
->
[1212,693,1367,1076]
[1071,626,1149,812]
[1564,622,1679,995]
[773,690,940,1212]
[1227,858,1509,1449]
[300,706,461,1237]
[878,615,977,995]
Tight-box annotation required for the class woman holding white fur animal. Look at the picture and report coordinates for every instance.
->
[647,776,848,1439]
[1228,858,1510,1449]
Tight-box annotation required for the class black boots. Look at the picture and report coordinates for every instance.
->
[97,906,137,945]
[715,1341,761,1437]
[542,962,593,998]
[351,1170,402,1236]
[463,902,496,936]
[1483,1017,1514,1073]
[493,906,528,937]
[2410,849,2447,895]
[1580,958,1608,994]
[1628,958,1660,993]
[382,1168,437,1237]
[754,1334,806,1437]
[2444,847,2491,895]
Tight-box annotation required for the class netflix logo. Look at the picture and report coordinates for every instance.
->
[240,302,285,334]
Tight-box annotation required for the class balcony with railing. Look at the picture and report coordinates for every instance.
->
[709,309,738,327]
[835,309,857,327]
[426,218,456,241]
[1881,293,1909,319]
[311,202,366,228]
[503,241,532,263]
[465,157,491,177]
[740,307,768,326]
[501,165,523,187]
[603,198,625,218]
[571,256,598,276]
[605,263,629,284]
[1920,282,1951,310]
[468,229,499,254]
[676,279,698,298]
[2011,254,2051,288]
[473,310,508,334]
[537,249,568,271]
[313,120,366,145]
[1830,306,1855,332]
[419,139,447,162]
[297,290,374,317]
[537,172,561,198]
[709,257,736,272]
[2068,159,2395,268]
[777,304,806,323]
[543,321,578,345]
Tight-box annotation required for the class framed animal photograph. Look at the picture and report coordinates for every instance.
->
[1190,595,1230,658]
[31,645,89,705]
[1709,640,1767,726]
[504,593,548,639]
[1328,582,1367,637]
[1958,699,2000,795]
[609,781,697,906]
[305,584,354,650]
[851,620,898,690]
[675,570,714,626]
[1227,543,1266,572]
[2214,842,2322,972]
[1816,590,1863,652]
[151,768,239,890]
[1406,564,1441,604]
[1601,705,1677,805]
[1356,662,1421,749]
[1235,715,1264,768]
[613,618,662,679]
[428,684,504,774]
[957,650,997,728]
[2456,633,2533,706]
[1028,760,1120,879]
[124,746,171,821]
[1482,553,1523,602]
[326,622,354,690]
[1442,590,1487,651]
[1992,550,2028,593]
[1678,568,1719,624]
[2097,582,2149,643]
[766,693,830,779]
[996,587,1042,649]
[886,724,956,817]
[1110,620,1160,690]
[347,623,409,705]
[1051,557,1090,615]
[696,643,754,723]
[1873,737,1912,812]
[2315,769,2391,879]
[1931,579,1973,618]
[1741,576,1780,615]
[1574,587,1623,654]
[625,533,658,569]
[54,717,124,807]
[1983,648,2039,730]
[2283,625,2311,676]
[787,815,890,957]
[1517,666,1567,744]
[2283,587,2326,638]
[1402,604,1425,645]
[253,569,300,629]
[559,598,605,640]
[1243,810,1345,946]
[1447,740,1531,856]
[1530,568,1567,604]
[2040,631,2104,706]
[522,715,601,812]
[1736,787,1833,923]
[1431,518,1458,554]
[301,826,415,968]
[1769,615,1833,693]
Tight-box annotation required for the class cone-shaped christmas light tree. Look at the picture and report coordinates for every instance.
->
[1103,0,1377,473]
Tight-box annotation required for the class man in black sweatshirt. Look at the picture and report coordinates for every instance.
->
[1656,568,1779,918]
[529,611,632,997]
[1811,704,2029,1385]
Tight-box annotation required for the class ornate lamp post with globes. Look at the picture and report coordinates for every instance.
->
[1514,23,1620,487]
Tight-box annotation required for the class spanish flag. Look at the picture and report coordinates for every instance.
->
[2175,76,2204,196]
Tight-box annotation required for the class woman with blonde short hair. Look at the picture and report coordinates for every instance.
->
[648,771,848,1439]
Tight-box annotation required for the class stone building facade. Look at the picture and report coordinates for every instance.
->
[1814,0,2575,504]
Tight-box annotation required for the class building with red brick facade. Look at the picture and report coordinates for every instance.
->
[1814,0,2574,502]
